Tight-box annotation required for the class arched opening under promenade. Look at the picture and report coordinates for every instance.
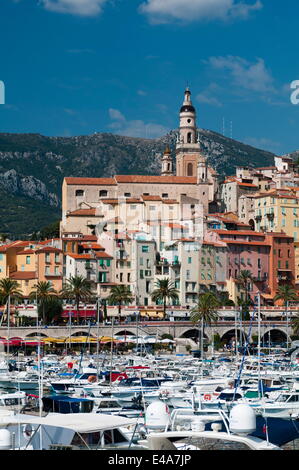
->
[261,329,288,346]
[115,330,135,337]
[70,331,95,337]
[180,329,208,343]
[221,329,247,347]
[25,332,49,338]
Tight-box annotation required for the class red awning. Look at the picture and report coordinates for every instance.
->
[0,339,22,346]
[61,309,97,318]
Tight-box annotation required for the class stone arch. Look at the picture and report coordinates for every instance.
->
[261,329,288,345]
[114,330,135,336]
[71,331,95,337]
[179,328,209,342]
[25,332,49,338]
[221,329,246,345]
[249,219,255,231]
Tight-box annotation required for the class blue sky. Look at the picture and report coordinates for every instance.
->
[1,0,299,155]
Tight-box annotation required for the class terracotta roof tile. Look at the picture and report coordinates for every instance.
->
[67,208,97,216]
[114,175,197,184]
[65,177,116,185]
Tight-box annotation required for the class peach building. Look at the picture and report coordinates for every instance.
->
[60,89,218,239]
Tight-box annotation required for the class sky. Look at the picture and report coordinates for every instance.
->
[1,0,299,155]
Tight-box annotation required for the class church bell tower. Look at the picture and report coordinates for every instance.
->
[176,88,206,179]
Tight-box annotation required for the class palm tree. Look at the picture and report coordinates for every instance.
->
[60,276,93,319]
[151,278,179,318]
[274,285,298,348]
[291,314,299,336]
[107,285,134,321]
[191,292,220,333]
[0,278,23,325]
[29,281,58,324]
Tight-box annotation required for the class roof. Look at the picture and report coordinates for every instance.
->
[67,209,97,216]
[80,243,104,250]
[5,413,137,433]
[95,252,113,259]
[35,247,62,254]
[10,271,37,280]
[114,175,197,184]
[67,254,94,260]
[142,195,162,201]
[213,230,263,237]
[65,177,116,186]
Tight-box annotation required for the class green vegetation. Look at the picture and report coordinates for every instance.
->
[0,131,276,237]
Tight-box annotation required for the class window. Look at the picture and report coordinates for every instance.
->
[130,205,136,210]
[186,270,190,280]
[187,163,193,176]
[124,193,131,197]
[99,190,108,197]
[162,193,168,198]
[55,266,59,275]
[0,254,3,261]
[55,254,60,263]
[26,256,31,265]
[149,206,156,211]
[140,270,144,279]
[75,190,84,197]
[142,246,149,253]
[140,257,144,266]
[188,257,192,264]
[106,259,111,267]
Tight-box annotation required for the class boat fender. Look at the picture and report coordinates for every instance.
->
[88,375,97,383]
[0,430,12,450]
[204,394,212,401]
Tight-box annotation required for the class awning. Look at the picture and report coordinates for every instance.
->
[140,311,164,318]
[61,309,96,318]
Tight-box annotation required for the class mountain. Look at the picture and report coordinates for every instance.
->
[0,130,278,237]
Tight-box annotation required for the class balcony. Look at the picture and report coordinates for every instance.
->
[44,271,62,277]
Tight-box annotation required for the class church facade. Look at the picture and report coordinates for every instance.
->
[61,88,218,238]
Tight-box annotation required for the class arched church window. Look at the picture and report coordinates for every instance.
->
[187,163,193,176]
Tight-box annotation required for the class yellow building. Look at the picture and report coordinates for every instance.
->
[254,189,299,241]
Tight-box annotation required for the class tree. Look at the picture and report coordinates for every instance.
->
[274,284,298,306]
[190,291,220,357]
[151,278,179,317]
[30,281,57,324]
[274,285,298,348]
[107,285,134,320]
[190,291,220,335]
[60,276,93,318]
[0,278,23,324]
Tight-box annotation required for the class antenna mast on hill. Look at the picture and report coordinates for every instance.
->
[222,117,225,136]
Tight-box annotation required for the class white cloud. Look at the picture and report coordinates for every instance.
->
[206,56,274,93]
[108,108,169,138]
[244,137,281,153]
[139,0,262,24]
[40,0,109,16]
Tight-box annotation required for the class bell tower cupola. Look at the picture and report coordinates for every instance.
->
[176,87,205,178]
[161,146,173,176]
